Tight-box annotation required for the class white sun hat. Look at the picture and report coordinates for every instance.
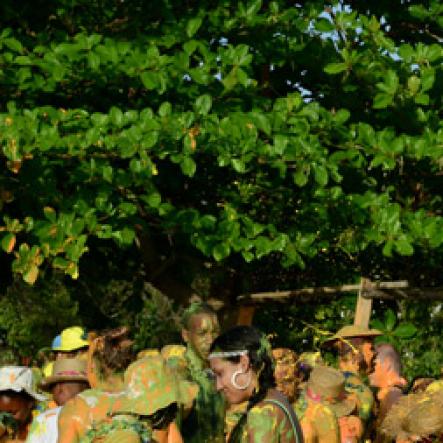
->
[0,366,46,401]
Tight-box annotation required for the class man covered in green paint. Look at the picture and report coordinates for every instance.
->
[162,302,225,443]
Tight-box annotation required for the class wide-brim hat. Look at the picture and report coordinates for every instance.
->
[0,366,46,402]
[39,358,89,391]
[323,325,382,345]
[52,326,89,352]
[307,365,357,418]
[115,355,198,416]
[382,390,443,440]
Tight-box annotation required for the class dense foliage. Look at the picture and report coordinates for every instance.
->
[1,1,443,377]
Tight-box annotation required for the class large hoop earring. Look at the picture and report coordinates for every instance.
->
[231,370,251,390]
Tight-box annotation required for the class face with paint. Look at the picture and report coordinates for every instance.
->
[52,381,90,406]
[360,340,375,374]
[0,391,34,428]
[209,355,255,405]
[182,313,220,361]
[339,415,364,443]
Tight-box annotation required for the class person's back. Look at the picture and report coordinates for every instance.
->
[239,389,301,443]
[25,407,61,443]
[58,389,135,443]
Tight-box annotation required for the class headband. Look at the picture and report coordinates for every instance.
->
[208,350,248,359]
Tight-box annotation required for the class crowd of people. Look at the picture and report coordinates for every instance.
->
[0,302,442,443]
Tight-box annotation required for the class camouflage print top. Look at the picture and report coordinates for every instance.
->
[57,389,152,443]
[233,390,301,443]
[342,372,374,422]
[295,390,340,443]
[164,346,225,443]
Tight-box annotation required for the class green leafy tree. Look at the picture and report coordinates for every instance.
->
[1,0,442,287]
[1,1,443,375]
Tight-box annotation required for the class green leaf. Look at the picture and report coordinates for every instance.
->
[195,94,212,115]
[183,40,198,55]
[408,4,429,19]
[159,102,172,117]
[315,18,335,32]
[120,227,135,245]
[373,93,393,109]
[186,17,203,38]
[421,69,435,92]
[392,323,418,338]
[370,319,385,331]
[87,52,100,70]
[145,192,161,208]
[102,165,113,182]
[181,157,196,177]
[199,215,217,230]
[53,257,69,269]
[241,250,254,262]
[407,76,421,95]
[293,169,309,187]
[23,265,39,285]
[43,207,57,223]
[395,236,414,255]
[274,134,288,155]
[333,109,350,124]
[313,164,328,186]
[415,93,429,105]
[377,71,399,94]
[141,72,158,90]
[250,112,271,136]
[232,158,246,173]
[113,227,135,245]
[324,63,347,74]
[213,243,230,261]
[385,309,396,331]
[118,202,137,216]
[246,0,262,17]
[109,107,124,127]
[4,38,23,53]
[1,233,16,253]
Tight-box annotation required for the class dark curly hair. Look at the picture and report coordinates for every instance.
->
[210,326,275,443]
[94,327,135,373]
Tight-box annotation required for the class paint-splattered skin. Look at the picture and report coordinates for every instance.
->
[296,398,340,443]
[182,314,220,362]
[238,401,298,443]
[342,372,374,422]
[163,345,225,443]
[225,402,248,440]
[58,389,152,443]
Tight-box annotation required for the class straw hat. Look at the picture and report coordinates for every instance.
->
[0,366,46,401]
[307,366,357,418]
[115,355,198,416]
[39,358,89,391]
[323,325,382,344]
[51,326,89,352]
[382,390,443,440]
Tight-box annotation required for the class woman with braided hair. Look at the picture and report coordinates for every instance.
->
[209,326,303,443]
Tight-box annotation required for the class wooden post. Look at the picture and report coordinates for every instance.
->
[354,277,373,328]
[237,306,256,326]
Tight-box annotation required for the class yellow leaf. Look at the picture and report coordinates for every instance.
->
[23,266,39,285]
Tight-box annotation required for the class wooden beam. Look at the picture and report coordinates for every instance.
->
[354,278,373,328]
[238,280,409,304]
